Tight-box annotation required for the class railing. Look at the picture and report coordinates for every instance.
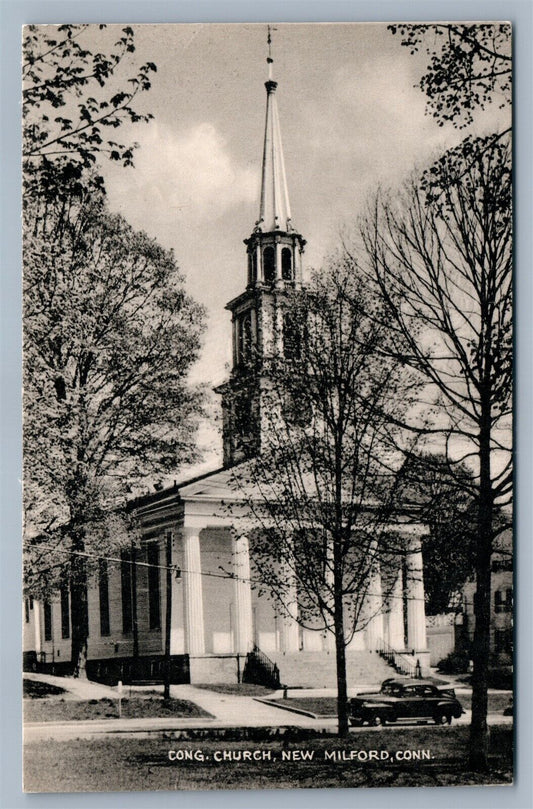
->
[377,638,420,679]
[243,644,281,689]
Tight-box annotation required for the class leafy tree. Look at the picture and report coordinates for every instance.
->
[362,131,512,770]
[23,24,156,191]
[229,260,420,736]
[23,179,206,674]
[389,23,511,129]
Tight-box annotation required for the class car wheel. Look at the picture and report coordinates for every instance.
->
[371,714,384,727]
[434,712,451,725]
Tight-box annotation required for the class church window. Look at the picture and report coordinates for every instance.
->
[60,583,70,639]
[281,247,293,280]
[248,251,257,285]
[147,542,161,630]
[238,313,253,364]
[98,560,110,636]
[283,312,301,359]
[494,588,512,613]
[25,598,30,623]
[44,601,52,641]
[121,550,133,633]
[263,246,275,283]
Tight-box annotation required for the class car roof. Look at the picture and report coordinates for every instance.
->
[382,677,451,687]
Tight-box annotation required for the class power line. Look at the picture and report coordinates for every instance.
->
[25,541,429,603]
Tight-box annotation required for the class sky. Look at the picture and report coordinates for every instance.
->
[87,22,508,470]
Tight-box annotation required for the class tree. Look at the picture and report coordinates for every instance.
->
[229,260,420,736]
[388,23,511,129]
[23,180,206,674]
[361,132,512,769]
[23,24,156,188]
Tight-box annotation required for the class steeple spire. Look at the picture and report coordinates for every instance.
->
[256,27,293,233]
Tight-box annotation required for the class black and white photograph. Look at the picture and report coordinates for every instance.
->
[21,21,513,792]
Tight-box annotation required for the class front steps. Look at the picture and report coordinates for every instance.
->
[269,650,396,689]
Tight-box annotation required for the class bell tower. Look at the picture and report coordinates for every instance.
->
[218,35,306,467]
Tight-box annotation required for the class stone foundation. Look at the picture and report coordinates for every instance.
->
[189,654,247,684]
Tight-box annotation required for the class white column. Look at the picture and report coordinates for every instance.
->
[387,564,405,650]
[183,527,205,655]
[406,536,428,652]
[365,557,384,651]
[275,238,283,286]
[33,600,42,655]
[233,533,253,654]
[169,531,184,654]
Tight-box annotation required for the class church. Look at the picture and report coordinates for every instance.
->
[23,51,430,688]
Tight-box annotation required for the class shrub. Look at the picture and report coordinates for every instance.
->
[437,650,471,674]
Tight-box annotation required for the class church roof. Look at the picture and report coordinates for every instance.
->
[256,61,294,234]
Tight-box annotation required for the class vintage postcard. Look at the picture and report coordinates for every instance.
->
[22,22,513,791]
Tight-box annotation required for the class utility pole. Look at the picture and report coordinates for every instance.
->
[163,530,172,700]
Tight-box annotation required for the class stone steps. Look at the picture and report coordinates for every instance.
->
[269,650,396,689]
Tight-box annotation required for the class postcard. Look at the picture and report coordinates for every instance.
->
[22,22,513,792]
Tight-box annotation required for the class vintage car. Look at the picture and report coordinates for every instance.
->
[350,678,465,727]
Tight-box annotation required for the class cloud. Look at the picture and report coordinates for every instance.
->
[104,121,258,239]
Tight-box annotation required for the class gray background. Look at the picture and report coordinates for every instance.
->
[2,1,531,808]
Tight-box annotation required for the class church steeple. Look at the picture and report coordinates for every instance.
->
[244,38,305,290]
[257,56,293,234]
[218,31,306,467]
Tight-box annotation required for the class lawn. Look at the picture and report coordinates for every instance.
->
[24,696,212,722]
[23,726,513,792]
[195,683,275,697]
[23,679,67,699]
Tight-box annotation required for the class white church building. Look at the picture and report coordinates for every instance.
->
[24,54,430,688]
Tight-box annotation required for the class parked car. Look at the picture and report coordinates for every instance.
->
[350,678,465,727]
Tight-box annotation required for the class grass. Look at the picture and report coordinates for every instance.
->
[24,696,212,723]
[23,679,67,699]
[23,726,513,792]
[194,683,275,697]
[269,697,337,716]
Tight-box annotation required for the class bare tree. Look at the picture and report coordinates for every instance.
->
[361,133,512,770]
[229,260,420,736]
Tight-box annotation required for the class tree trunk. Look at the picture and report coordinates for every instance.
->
[333,537,349,737]
[69,533,89,678]
[469,417,493,771]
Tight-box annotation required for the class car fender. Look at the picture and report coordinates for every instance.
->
[436,700,462,717]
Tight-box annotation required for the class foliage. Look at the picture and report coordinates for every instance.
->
[437,650,471,675]
[23,24,156,194]
[389,23,511,128]
[24,176,206,570]
[23,175,206,674]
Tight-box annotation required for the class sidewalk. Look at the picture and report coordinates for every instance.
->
[23,673,512,743]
